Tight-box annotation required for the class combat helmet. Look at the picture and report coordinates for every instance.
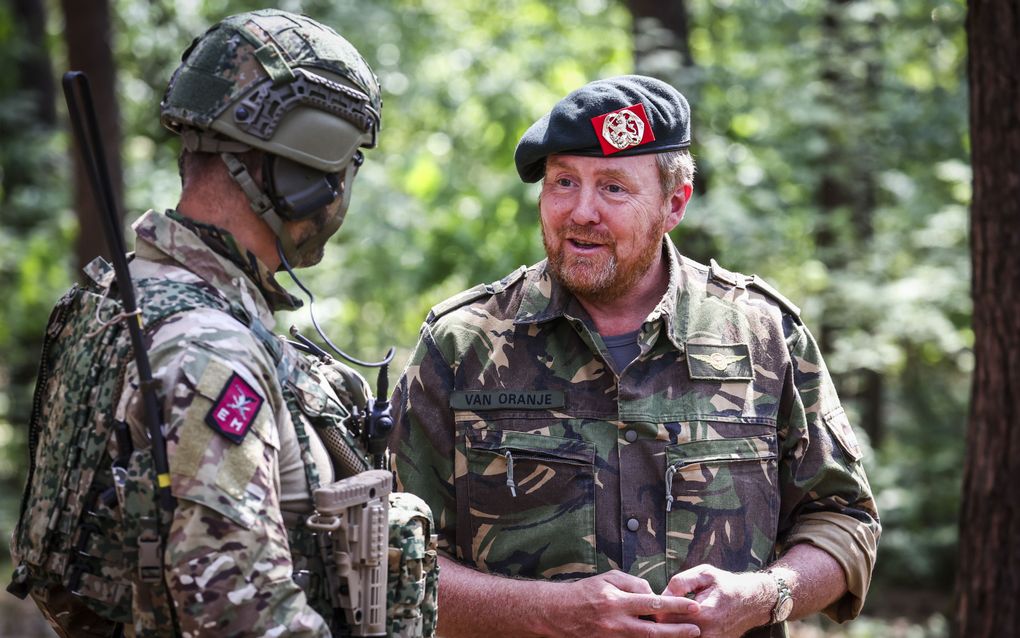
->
[161,9,381,267]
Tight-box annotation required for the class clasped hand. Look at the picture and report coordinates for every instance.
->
[548,566,769,638]
[654,564,773,638]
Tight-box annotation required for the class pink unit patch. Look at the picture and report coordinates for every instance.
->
[205,372,264,444]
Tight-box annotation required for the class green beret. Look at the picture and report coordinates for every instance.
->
[514,75,691,183]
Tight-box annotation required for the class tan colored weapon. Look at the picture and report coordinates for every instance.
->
[307,469,392,636]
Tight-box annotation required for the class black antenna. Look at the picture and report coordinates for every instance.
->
[62,71,175,511]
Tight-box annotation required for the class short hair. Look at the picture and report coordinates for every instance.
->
[655,149,695,199]
[178,148,263,188]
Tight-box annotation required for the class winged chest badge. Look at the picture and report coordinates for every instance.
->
[686,343,754,381]
[690,351,747,372]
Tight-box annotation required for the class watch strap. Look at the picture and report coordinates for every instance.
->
[761,568,793,624]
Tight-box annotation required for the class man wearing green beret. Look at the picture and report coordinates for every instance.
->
[390,75,879,637]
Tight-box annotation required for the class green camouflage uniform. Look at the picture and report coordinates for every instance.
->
[11,209,437,637]
[391,236,879,635]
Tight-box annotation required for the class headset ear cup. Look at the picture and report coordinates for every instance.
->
[264,154,341,220]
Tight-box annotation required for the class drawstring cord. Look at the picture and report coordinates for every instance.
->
[665,464,676,512]
[505,450,517,497]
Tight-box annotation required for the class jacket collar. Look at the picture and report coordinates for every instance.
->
[132,209,292,327]
[514,235,687,352]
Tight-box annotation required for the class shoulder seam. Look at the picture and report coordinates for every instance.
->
[708,258,739,287]
[708,258,803,324]
[425,266,527,324]
[746,274,803,324]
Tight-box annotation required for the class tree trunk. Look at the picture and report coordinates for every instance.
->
[624,0,717,268]
[12,0,56,125]
[956,1,1020,636]
[2,0,56,200]
[625,0,693,68]
[625,0,706,200]
[61,0,122,271]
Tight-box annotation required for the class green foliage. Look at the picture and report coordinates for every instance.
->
[0,0,970,627]
[97,0,633,367]
[0,13,73,459]
[660,0,970,596]
[280,0,633,363]
[0,0,74,576]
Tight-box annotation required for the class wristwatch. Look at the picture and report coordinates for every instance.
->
[764,569,793,624]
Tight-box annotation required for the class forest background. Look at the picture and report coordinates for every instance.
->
[0,0,970,636]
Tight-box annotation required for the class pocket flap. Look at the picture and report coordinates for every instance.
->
[467,429,594,464]
[667,435,775,467]
[823,407,863,463]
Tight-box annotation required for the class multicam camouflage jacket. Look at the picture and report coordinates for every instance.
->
[391,236,879,636]
[10,210,437,637]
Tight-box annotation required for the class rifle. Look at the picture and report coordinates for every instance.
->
[61,71,175,513]
[307,470,392,636]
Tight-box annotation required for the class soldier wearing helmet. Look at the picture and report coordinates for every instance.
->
[9,10,436,638]
[161,8,382,270]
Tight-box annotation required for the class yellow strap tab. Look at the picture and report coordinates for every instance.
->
[157,473,172,488]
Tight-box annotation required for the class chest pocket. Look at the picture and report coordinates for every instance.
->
[665,432,778,575]
[462,428,597,581]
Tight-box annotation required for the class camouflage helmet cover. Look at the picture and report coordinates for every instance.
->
[161,9,382,173]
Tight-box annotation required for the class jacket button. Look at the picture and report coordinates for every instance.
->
[626,517,640,532]
[624,429,638,443]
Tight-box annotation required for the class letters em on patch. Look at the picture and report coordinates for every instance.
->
[205,372,265,444]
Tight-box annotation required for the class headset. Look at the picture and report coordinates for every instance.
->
[263,154,342,220]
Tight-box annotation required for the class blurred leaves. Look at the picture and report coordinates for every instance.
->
[667,0,969,596]
[0,0,969,613]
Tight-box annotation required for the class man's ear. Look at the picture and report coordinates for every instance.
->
[664,182,693,232]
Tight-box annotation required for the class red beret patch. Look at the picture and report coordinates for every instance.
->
[590,102,656,156]
[205,372,264,444]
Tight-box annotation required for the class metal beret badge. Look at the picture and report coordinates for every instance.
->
[591,102,656,155]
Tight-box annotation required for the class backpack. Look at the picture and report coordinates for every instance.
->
[8,259,438,637]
